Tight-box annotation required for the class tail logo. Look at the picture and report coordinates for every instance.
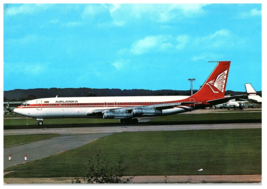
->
[206,70,228,93]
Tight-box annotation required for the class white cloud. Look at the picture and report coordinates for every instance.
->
[192,53,223,61]
[239,8,261,18]
[250,8,261,16]
[129,34,190,55]
[194,29,232,48]
[109,4,121,14]
[176,35,190,50]
[4,4,51,16]
[207,29,230,39]
[160,43,174,51]
[130,35,173,55]
[119,28,242,57]
[172,4,208,16]
[132,4,207,22]
[112,60,123,70]
[131,36,160,55]
[4,62,49,76]
[85,4,209,26]
[111,59,130,70]
[82,4,108,19]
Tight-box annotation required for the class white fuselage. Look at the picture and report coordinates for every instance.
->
[14,96,191,119]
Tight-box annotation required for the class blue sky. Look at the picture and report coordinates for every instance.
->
[3,3,262,92]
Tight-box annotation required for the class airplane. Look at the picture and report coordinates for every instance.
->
[13,61,247,126]
[245,83,262,104]
[214,83,262,110]
[214,98,245,110]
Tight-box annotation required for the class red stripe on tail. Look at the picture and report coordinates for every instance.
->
[190,61,230,103]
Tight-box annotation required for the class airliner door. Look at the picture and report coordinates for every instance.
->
[36,100,42,110]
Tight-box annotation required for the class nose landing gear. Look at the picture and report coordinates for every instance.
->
[38,121,43,126]
[37,118,44,126]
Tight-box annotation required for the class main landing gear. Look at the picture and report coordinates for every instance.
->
[120,118,138,124]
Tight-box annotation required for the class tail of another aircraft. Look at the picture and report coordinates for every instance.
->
[245,83,257,95]
[245,83,262,104]
[190,61,231,103]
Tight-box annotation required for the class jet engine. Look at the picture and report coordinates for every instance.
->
[132,108,162,116]
[103,110,133,119]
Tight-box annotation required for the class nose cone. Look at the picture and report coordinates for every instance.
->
[13,108,18,114]
[13,107,22,115]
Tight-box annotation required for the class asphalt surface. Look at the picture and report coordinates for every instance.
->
[4,123,261,136]
[4,123,261,170]
[4,133,112,169]
[4,175,262,184]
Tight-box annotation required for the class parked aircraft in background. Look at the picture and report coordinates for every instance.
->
[214,83,262,110]
[245,83,262,104]
[13,61,247,125]
[3,101,24,114]
[214,98,245,110]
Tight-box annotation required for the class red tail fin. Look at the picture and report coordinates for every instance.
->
[191,61,230,103]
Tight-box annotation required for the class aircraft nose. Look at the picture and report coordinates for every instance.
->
[13,108,18,113]
[13,107,21,115]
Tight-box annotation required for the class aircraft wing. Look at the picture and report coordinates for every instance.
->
[87,101,198,116]
[151,102,197,110]
[206,94,248,105]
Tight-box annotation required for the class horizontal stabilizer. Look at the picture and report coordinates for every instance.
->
[207,94,248,105]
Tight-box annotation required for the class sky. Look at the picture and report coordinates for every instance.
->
[3,3,262,92]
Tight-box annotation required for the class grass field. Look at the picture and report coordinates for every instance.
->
[4,117,119,126]
[4,112,261,126]
[4,134,60,148]
[4,129,261,178]
[151,112,261,122]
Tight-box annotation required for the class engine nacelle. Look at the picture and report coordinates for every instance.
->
[143,109,161,116]
[132,108,143,116]
[103,111,133,119]
[103,111,115,119]
[132,108,162,116]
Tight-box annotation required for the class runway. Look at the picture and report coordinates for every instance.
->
[4,122,261,135]
[4,123,261,170]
